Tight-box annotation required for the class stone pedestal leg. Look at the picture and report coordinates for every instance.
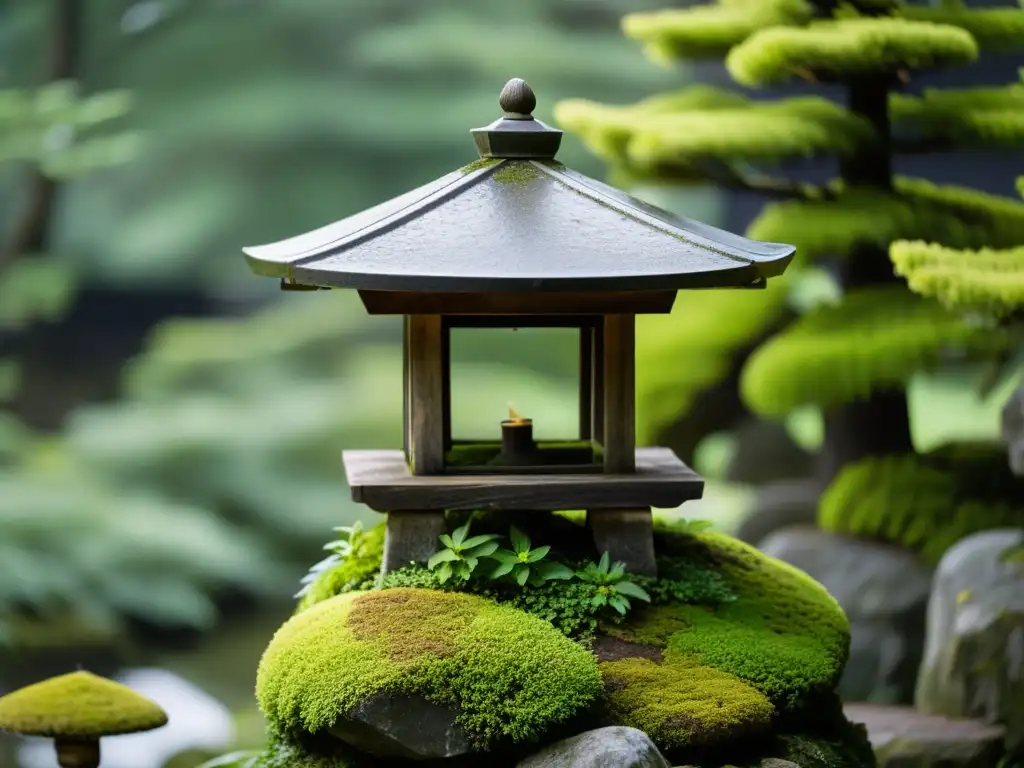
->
[586,507,657,578]
[381,511,447,575]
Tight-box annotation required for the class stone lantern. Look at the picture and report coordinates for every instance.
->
[242,78,795,578]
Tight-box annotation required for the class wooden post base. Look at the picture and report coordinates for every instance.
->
[586,507,657,578]
[381,511,447,575]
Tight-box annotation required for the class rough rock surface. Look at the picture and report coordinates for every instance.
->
[759,527,933,704]
[1001,384,1024,476]
[327,693,471,760]
[515,726,669,768]
[915,528,1024,749]
[845,702,1006,768]
[734,478,822,546]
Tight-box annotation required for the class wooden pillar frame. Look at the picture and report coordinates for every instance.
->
[404,314,445,475]
[602,314,635,473]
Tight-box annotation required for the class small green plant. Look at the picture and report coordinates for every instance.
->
[488,526,575,586]
[196,751,259,768]
[672,518,715,535]
[295,521,366,599]
[427,521,500,583]
[576,552,652,616]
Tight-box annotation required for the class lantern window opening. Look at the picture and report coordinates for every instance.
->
[429,315,606,476]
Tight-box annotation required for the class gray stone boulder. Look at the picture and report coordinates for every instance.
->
[327,693,471,760]
[759,527,934,704]
[915,528,1024,750]
[735,478,822,546]
[516,727,669,768]
[1001,384,1024,476]
[846,702,1006,768]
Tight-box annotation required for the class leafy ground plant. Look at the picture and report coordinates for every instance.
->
[426,521,500,583]
[295,522,368,599]
[488,526,575,586]
[575,552,652,616]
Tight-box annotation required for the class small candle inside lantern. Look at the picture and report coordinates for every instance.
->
[500,402,536,463]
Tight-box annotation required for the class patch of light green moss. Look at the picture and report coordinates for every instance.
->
[459,158,500,174]
[739,286,1016,418]
[0,671,168,737]
[726,18,977,87]
[600,657,774,751]
[492,161,544,186]
[610,530,850,712]
[256,588,602,749]
[818,444,1024,564]
[296,523,385,613]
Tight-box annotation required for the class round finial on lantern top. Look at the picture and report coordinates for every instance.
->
[499,78,536,119]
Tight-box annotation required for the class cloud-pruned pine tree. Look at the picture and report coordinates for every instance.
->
[556,0,1024,561]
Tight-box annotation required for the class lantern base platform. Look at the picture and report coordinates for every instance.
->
[343,447,703,512]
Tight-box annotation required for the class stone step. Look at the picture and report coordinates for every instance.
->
[844,702,1007,768]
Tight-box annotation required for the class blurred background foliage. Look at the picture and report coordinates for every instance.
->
[0,2,700,761]
[0,0,1022,766]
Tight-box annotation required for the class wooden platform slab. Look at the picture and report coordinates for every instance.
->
[343,447,704,512]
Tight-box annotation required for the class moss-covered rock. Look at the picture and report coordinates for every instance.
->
[256,588,603,751]
[607,530,849,714]
[599,657,774,752]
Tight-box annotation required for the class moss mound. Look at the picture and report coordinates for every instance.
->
[0,670,168,737]
[256,588,603,750]
[608,530,849,713]
[600,657,774,752]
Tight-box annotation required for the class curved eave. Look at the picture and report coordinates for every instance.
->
[242,159,795,291]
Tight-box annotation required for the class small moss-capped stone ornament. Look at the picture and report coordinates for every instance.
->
[0,670,168,768]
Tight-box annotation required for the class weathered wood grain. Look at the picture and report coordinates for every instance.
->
[602,314,635,473]
[343,447,703,512]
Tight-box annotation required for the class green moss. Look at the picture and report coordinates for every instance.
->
[739,286,1016,418]
[492,161,543,186]
[0,671,168,737]
[621,2,814,63]
[459,158,500,174]
[775,728,876,768]
[445,440,601,468]
[250,727,360,768]
[726,18,978,87]
[256,588,602,749]
[818,444,1024,564]
[296,523,385,613]
[749,177,1024,264]
[599,657,774,751]
[611,531,849,712]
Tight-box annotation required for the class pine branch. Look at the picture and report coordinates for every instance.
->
[726,17,978,87]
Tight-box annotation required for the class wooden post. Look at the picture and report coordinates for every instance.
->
[406,315,445,475]
[382,511,447,574]
[602,314,635,473]
[593,323,605,446]
[402,316,411,462]
[579,326,593,441]
[587,507,657,577]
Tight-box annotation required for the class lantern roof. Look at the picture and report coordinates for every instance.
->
[242,79,795,294]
